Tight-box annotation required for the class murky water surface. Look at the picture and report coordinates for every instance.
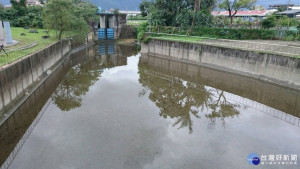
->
[1,43,300,169]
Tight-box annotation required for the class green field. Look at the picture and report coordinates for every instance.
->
[0,27,59,66]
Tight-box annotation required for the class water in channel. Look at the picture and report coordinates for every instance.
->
[0,42,299,169]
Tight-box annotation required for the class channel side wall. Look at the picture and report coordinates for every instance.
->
[141,39,300,90]
[0,40,71,115]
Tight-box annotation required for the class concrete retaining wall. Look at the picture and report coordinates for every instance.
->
[141,39,300,90]
[140,54,300,118]
[0,40,71,116]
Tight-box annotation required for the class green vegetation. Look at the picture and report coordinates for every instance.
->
[148,26,278,40]
[261,15,276,29]
[0,0,98,66]
[0,4,43,28]
[139,0,215,27]
[261,14,300,29]
[150,35,205,43]
[0,0,97,41]
[137,0,299,42]
[137,22,149,41]
[0,27,59,66]
[136,23,299,41]
[43,0,97,41]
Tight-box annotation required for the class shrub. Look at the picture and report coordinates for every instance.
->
[137,22,149,41]
[143,37,152,44]
[261,15,276,29]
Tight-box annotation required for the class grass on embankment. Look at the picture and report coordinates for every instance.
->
[0,27,59,66]
[148,35,205,43]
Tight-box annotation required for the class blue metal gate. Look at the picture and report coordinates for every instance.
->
[98,28,106,40]
[98,28,114,40]
[107,28,114,40]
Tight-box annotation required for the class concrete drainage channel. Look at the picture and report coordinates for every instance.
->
[0,40,95,127]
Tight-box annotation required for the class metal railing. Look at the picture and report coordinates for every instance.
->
[0,42,38,67]
[146,32,300,57]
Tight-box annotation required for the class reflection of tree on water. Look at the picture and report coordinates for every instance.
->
[138,63,240,133]
[52,43,139,111]
[52,57,102,111]
[206,89,240,129]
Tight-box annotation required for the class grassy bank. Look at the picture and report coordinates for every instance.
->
[1,27,59,66]
[150,35,205,43]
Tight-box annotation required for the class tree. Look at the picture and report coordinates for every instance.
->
[219,0,256,27]
[139,0,152,17]
[278,16,300,27]
[277,6,287,12]
[43,0,89,41]
[261,15,276,29]
[73,1,98,22]
[140,0,215,28]
[10,0,27,16]
[43,0,74,39]
[192,0,201,27]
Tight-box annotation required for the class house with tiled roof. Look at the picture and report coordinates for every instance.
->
[212,10,276,21]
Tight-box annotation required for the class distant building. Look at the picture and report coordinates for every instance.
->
[291,6,300,10]
[119,11,141,17]
[268,4,294,10]
[277,9,300,18]
[252,5,266,11]
[16,0,43,6]
[212,10,276,21]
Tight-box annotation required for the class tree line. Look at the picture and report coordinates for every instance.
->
[139,0,257,28]
[0,0,98,41]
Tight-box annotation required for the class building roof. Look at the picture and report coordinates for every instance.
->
[97,13,127,16]
[278,9,300,15]
[212,10,272,17]
[119,11,141,15]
